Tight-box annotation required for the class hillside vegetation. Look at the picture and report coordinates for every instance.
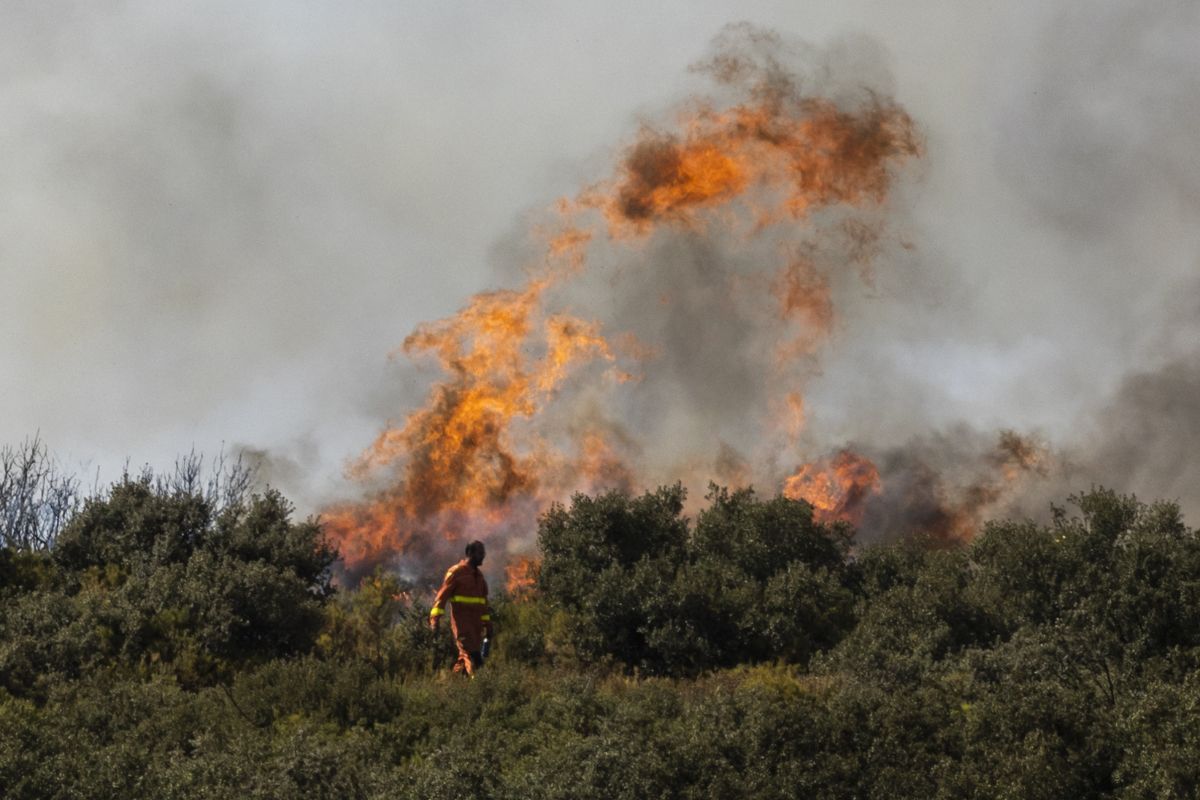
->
[3,455,1200,798]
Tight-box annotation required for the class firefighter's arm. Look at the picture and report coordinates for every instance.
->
[429,567,457,629]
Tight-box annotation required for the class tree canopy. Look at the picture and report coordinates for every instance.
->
[4,470,1200,799]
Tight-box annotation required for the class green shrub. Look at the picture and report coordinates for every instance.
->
[536,484,858,674]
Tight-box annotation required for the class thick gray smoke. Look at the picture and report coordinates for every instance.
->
[3,2,1197,552]
[796,0,1200,537]
[560,4,1200,536]
[984,0,1200,524]
[1073,355,1200,521]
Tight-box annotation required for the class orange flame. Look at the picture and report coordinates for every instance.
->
[783,450,881,526]
[581,96,919,236]
[937,431,1050,541]
[773,256,835,359]
[324,277,617,570]
[505,555,540,597]
[783,392,806,441]
[323,28,923,580]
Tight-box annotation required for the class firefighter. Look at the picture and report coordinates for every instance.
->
[429,540,493,676]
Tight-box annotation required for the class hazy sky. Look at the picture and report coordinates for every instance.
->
[3,1,1197,517]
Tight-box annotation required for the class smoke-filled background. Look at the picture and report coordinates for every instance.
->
[3,2,1198,582]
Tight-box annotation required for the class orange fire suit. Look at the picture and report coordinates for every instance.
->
[430,558,493,675]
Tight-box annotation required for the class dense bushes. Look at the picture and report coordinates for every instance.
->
[6,656,1197,800]
[5,477,1200,798]
[535,484,856,673]
[1,477,336,696]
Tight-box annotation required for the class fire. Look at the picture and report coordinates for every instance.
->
[505,555,540,597]
[941,431,1049,540]
[575,431,636,495]
[883,430,1053,544]
[544,225,593,274]
[536,316,614,393]
[783,450,881,526]
[605,131,747,228]
[321,25,931,583]
[581,96,919,237]
[994,429,1048,482]
[323,277,618,571]
[784,392,806,441]
[773,256,834,359]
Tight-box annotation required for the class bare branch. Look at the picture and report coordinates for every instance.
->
[0,435,82,551]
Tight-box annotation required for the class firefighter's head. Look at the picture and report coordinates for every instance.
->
[465,540,486,567]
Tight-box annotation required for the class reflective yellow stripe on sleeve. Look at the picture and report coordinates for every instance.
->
[480,614,491,621]
[450,595,487,605]
[429,607,445,617]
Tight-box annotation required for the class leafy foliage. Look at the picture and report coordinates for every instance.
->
[4,472,1200,798]
[536,483,856,673]
[2,476,336,696]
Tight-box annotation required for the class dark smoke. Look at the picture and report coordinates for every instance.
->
[1077,354,1200,523]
